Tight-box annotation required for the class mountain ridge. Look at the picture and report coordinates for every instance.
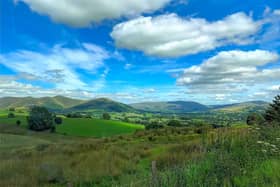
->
[0,96,269,113]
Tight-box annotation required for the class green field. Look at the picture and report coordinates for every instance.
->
[56,118,144,137]
[0,114,144,138]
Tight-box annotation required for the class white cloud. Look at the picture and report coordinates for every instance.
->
[0,43,109,90]
[144,88,156,93]
[17,0,171,27]
[124,63,132,70]
[177,50,280,95]
[111,12,261,57]
[273,9,280,16]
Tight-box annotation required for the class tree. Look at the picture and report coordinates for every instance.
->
[9,108,15,112]
[167,120,182,127]
[27,106,54,131]
[54,117,63,125]
[8,113,15,118]
[247,113,265,126]
[102,113,111,120]
[16,120,21,126]
[264,94,280,124]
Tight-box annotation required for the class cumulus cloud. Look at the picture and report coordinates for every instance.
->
[177,50,280,93]
[0,43,109,90]
[17,0,171,27]
[111,12,261,57]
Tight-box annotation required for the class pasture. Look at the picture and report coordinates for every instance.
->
[56,118,144,137]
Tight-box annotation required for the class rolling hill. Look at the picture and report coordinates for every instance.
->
[211,101,269,113]
[69,98,136,112]
[0,95,269,114]
[130,101,209,113]
[130,100,269,113]
[0,96,84,110]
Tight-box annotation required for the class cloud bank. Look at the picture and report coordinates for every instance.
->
[17,0,171,27]
[0,43,109,90]
[177,50,279,94]
[111,12,261,57]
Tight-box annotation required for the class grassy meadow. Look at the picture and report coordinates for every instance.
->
[56,118,144,137]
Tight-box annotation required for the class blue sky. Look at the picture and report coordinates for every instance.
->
[0,0,280,104]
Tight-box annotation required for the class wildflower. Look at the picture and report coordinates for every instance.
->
[257,141,263,144]
[270,144,277,148]
[262,149,267,153]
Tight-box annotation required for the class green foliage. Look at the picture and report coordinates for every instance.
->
[102,113,111,120]
[8,108,15,112]
[16,120,21,126]
[247,113,265,126]
[167,120,182,127]
[54,117,63,125]
[27,106,54,131]
[264,94,280,124]
[146,121,164,130]
[7,112,15,118]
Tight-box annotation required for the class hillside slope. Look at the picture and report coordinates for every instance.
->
[211,101,269,113]
[0,96,84,109]
[69,98,136,112]
[130,101,209,113]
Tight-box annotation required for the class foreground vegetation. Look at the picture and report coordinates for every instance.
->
[0,122,279,186]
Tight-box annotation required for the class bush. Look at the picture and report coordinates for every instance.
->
[102,113,111,120]
[50,126,56,133]
[27,106,54,131]
[167,120,182,127]
[9,108,15,112]
[54,117,63,125]
[8,113,15,118]
[247,113,265,126]
[146,122,164,130]
[16,120,21,126]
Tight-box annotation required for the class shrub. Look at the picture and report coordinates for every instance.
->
[146,121,164,130]
[167,120,182,127]
[16,120,21,126]
[247,113,265,126]
[27,106,54,131]
[50,126,56,133]
[8,112,15,118]
[9,107,15,112]
[102,113,111,120]
[54,117,63,125]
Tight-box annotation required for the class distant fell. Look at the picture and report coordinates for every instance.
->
[0,96,84,109]
[69,98,135,112]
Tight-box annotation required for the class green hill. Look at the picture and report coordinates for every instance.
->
[130,101,209,113]
[0,96,84,110]
[211,101,269,113]
[69,98,136,112]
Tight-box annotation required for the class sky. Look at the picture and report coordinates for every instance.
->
[0,0,280,104]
